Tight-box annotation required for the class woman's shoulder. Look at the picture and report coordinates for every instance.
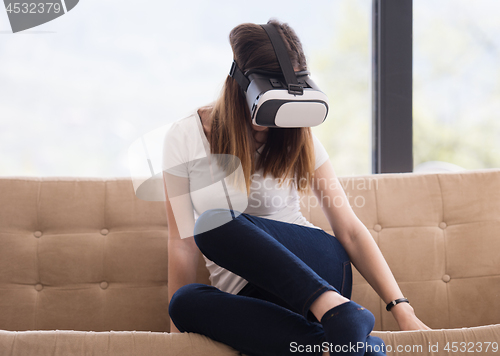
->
[168,112,199,132]
[310,132,330,171]
[167,107,212,133]
[163,109,210,153]
[163,112,199,151]
[162,112,201,173]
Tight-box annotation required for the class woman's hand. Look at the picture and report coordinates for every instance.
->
[390,302,432,331]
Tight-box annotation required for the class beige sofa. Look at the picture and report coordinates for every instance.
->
[1,170,499,355]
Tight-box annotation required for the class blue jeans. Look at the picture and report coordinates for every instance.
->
[169,209,354,356]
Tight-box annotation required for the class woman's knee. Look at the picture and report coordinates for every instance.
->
[169,283,208,324]
[194,209,235,237]
[193,208,244,252]
[168,283,223,333]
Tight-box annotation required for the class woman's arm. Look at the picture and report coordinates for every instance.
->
[163,171,200,333]
[311,160,431,331]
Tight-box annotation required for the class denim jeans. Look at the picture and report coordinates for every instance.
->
[169,208,354,356]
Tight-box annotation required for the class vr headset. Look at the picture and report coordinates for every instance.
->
[229,24,329,128]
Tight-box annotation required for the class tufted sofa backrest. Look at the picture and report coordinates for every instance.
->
[0,170,499,333]
[0,178,201,333]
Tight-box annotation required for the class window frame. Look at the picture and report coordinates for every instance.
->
[372,0,413,173]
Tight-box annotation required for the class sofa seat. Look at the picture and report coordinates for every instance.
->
[1,325,499,356]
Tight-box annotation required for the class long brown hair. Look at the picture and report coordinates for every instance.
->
[209,19,315,195]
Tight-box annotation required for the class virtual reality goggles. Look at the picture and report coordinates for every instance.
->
[229,24,329,128]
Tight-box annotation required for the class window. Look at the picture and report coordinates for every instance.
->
[413,0,500,172]
[0,0,371,177]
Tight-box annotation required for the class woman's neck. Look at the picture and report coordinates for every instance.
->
[198,107,213,138]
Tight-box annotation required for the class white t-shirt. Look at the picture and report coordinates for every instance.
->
[162,111,330,295]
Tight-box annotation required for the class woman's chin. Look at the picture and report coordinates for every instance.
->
[252,124,269,132]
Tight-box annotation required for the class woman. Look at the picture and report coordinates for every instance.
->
[162,19,430,356]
